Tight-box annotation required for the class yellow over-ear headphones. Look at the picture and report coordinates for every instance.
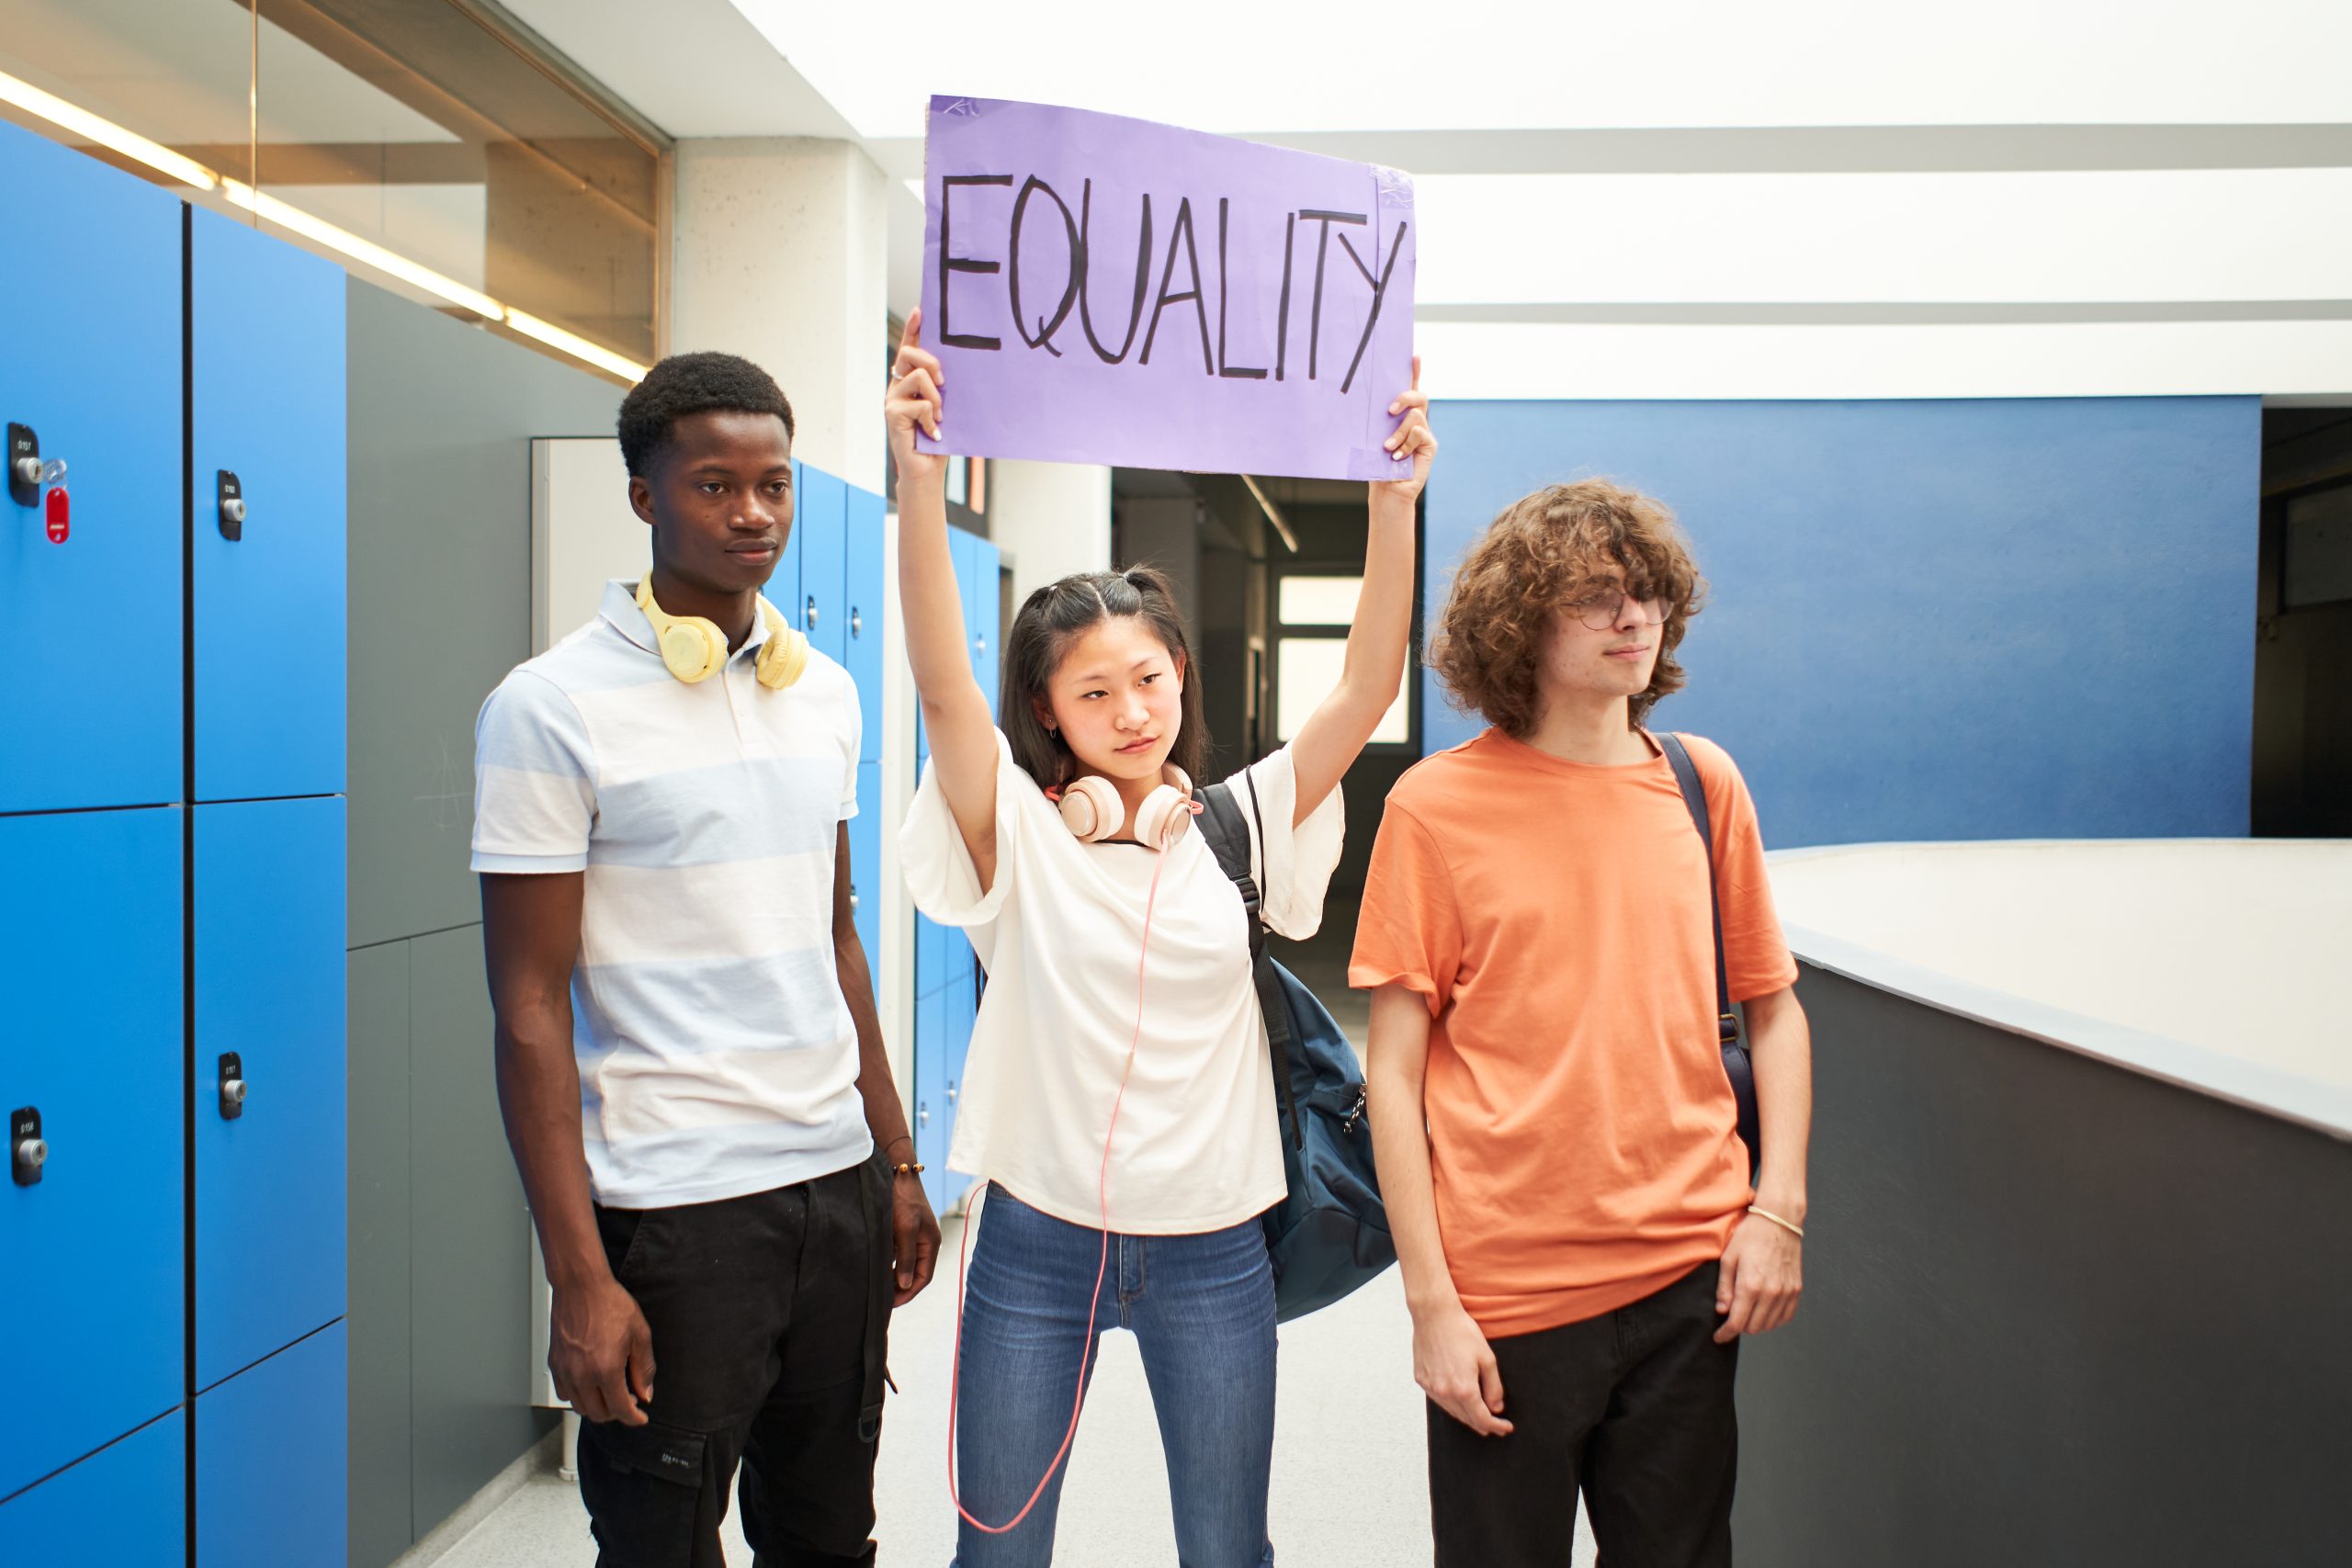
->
[636,578,809,690]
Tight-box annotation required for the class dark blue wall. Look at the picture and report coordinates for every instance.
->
[1421,397,2261,848]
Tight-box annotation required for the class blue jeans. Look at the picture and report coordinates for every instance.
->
[950,1184,1278,1568]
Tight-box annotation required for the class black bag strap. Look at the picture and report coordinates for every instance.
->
[1657,732,1761,1174]
[1196,773,1304,1146]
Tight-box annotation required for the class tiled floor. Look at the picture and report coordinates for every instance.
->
[425,924,1598,1567]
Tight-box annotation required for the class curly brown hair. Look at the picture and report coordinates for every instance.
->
[1427,479,1706,736]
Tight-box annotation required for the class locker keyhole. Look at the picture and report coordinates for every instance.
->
[218,1053,247,1120]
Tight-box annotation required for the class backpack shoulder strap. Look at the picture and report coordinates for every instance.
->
[1656,732,1736,1051]
[1194,781,1264,953]
[1198,773,1303,1142]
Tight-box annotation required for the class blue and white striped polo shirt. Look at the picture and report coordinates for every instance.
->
[471,579,868,1208]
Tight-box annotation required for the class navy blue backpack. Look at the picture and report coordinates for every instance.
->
[1196,772,1396,1322]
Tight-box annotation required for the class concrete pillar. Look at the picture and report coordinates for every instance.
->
[985,458,1114,605]
[669,138,888,490]
[668,135,901,1088]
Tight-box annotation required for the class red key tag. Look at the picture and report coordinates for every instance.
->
[44,483,68,544]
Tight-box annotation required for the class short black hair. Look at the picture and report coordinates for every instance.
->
[616,352,795,476]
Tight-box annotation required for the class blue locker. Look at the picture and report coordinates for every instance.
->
[918,911,946,998]
[192,796,347,1389]
[948,924,974,989]
[196,1321,346,1567]
[915,987,947,1211]
[0,809,184,1498]
[774,459,803,629]
[963,531,1001,718]
[0,121,183,814]
[845,484,886,763]
[798,463,847,665]
[189,208,346,802]
[852,761,882,966]
[0,1409,184,1564]
[937,976,976,1212]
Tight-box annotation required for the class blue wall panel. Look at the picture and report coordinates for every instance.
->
[0,809,184,1499]
[0,120,184,813]
[190,207,347,802]
[193,796,347,1388]
[196,1322,346,1568]
[0,1409,184,1562]
[1421,397,2261,847]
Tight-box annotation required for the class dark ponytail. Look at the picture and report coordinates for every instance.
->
[1000,565,1208,791]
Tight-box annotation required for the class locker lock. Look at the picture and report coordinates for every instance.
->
[10,1106,44,1187]
[218,1054,247,1120]
[849,879,860,912]
[850,607,863,639]
[805,594,819,631]
[217,470,245,541]
[7,423,39,506]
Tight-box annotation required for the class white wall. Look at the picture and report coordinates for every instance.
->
[983,458,1114,605]
[1769,840,2352,1095]
[669,137,889,489]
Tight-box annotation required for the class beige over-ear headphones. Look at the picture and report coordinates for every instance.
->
[1048,766,1199,850]
[637,577,809,689]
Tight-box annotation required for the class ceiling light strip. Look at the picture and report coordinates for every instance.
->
[0,68,644,382]
[0,67,218,190]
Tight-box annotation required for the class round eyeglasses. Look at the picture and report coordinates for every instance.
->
[1566,591,1668,632]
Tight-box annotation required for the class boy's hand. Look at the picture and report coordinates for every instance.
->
[1412,1295,1514,1437]
[1373,355,1435,505]
[549,1274,656,1426]
[1713,1213,1804,1342]
[887,308,948,484]
[890,1168,942,1305]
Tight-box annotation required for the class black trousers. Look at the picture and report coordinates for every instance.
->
[1428,1261,1739,1568]
[578,1156,895,1568]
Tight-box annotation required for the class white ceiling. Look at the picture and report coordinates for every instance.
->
[499,0,2352,398]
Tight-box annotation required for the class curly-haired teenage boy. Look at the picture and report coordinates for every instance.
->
[1351,479,1812,1568]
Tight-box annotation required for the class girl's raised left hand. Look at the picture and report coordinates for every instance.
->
[1374,355,1435,505]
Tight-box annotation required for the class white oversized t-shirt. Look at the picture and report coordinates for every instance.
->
[900,733,1343,1235]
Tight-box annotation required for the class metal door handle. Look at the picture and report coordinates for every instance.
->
[850,607,863,638]
[944,1082,958,1105]
[805,595,819,630]
[917,1103,930,1129]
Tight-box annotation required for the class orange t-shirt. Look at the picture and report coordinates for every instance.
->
[1350,728,1797,1337]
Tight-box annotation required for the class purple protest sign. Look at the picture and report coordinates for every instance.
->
[916,96,1416,482]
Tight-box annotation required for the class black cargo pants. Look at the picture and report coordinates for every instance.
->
[577,1154,895,1568]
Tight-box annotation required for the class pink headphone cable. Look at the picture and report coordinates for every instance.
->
[944,849,1170,1535]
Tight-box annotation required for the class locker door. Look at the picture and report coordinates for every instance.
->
[937,976,975,1212]
[195,1321,346,1568]
[0,1409,184,1565]
[772,460,803,630]
[798,463,847,665]
[964,535,1001,720]
[0,122,183,813]
[914,987,947,1212]
[917,912,945,1001]
[192,796,347,1389]
[845,485,886,762]
[0,809,183,1498]
[188,208,345,803]
[851,761,882,966]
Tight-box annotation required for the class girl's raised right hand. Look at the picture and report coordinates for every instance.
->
[885,308,948,484]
